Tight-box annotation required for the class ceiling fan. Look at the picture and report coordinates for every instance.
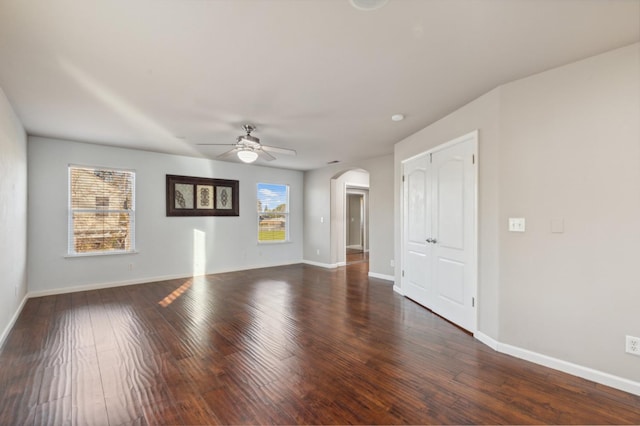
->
[198,124,296,164]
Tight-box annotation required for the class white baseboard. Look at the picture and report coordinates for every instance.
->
[368,272,394,282]
[209,260,303,275]
[29,260,305,299]
[499,342,640,397]
[393,285,404,295]
[474,331,498,350]
[28,273,191,298]
[474,332,640,396]
[0,294,29,348]
[302,259,339,269]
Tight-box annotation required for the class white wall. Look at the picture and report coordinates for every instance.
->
[27,137,303,294]
[365,155,395,279]
[303,155,394,278]
[498,43,640,381]
[395,43,640,387]
[0,88,28,343]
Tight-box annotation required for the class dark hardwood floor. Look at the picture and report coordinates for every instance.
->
[1,261,639,425]
[346,248,368,265]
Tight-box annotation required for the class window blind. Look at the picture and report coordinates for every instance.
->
[68,166,135,255]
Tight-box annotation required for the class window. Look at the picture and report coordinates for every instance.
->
[95,196,109,217]
[68,166,135,255]
[257,183,289,242]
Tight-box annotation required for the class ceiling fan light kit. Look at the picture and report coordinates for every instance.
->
[350,0,388,11]
[237,149,258,163]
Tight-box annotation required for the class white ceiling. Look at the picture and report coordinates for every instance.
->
[1,0,638,170]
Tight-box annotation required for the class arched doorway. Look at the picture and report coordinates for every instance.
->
[329,168,370,267]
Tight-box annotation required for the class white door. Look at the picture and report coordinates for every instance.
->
[430,138,477,331]
[402,153,433,305]
[402,132,477,332]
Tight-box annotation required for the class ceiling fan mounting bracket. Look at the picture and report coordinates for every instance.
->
[242,124,256,135]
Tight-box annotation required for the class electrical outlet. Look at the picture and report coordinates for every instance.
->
[128,263,134,271]
[626,335,640,356]
[316,249,320,256]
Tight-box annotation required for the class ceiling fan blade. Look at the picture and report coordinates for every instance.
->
[258,149,277,161]
[262,145,296,156]
[216,148,239,159]
[197,143,237,146]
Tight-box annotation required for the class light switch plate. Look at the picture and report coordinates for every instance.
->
[509,217,526,232]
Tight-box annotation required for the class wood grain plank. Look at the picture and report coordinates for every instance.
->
[1,263,639,425]
[34,394,72,426]
[71,347,109,426]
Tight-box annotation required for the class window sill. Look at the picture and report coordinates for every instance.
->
[257,240,292,245]
[65,250,139,258]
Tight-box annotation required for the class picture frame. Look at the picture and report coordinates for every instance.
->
[166,174,239,216]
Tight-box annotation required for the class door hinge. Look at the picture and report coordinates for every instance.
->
[430,153,433,163]
[402,175,405,182]
[402,270,405,277]
[472,154,475,164]
[472,297,475,307]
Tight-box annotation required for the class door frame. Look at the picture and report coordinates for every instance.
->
[345,188,368,253]
[400,130,478,332]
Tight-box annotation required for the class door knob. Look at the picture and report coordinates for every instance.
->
[426,238,433,243]
[426,238,437,244]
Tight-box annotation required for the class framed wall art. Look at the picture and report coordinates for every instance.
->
[166,174,239,216]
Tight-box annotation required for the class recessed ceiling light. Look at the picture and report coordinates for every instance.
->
[391,114,405,122]
[350,0,389,11]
